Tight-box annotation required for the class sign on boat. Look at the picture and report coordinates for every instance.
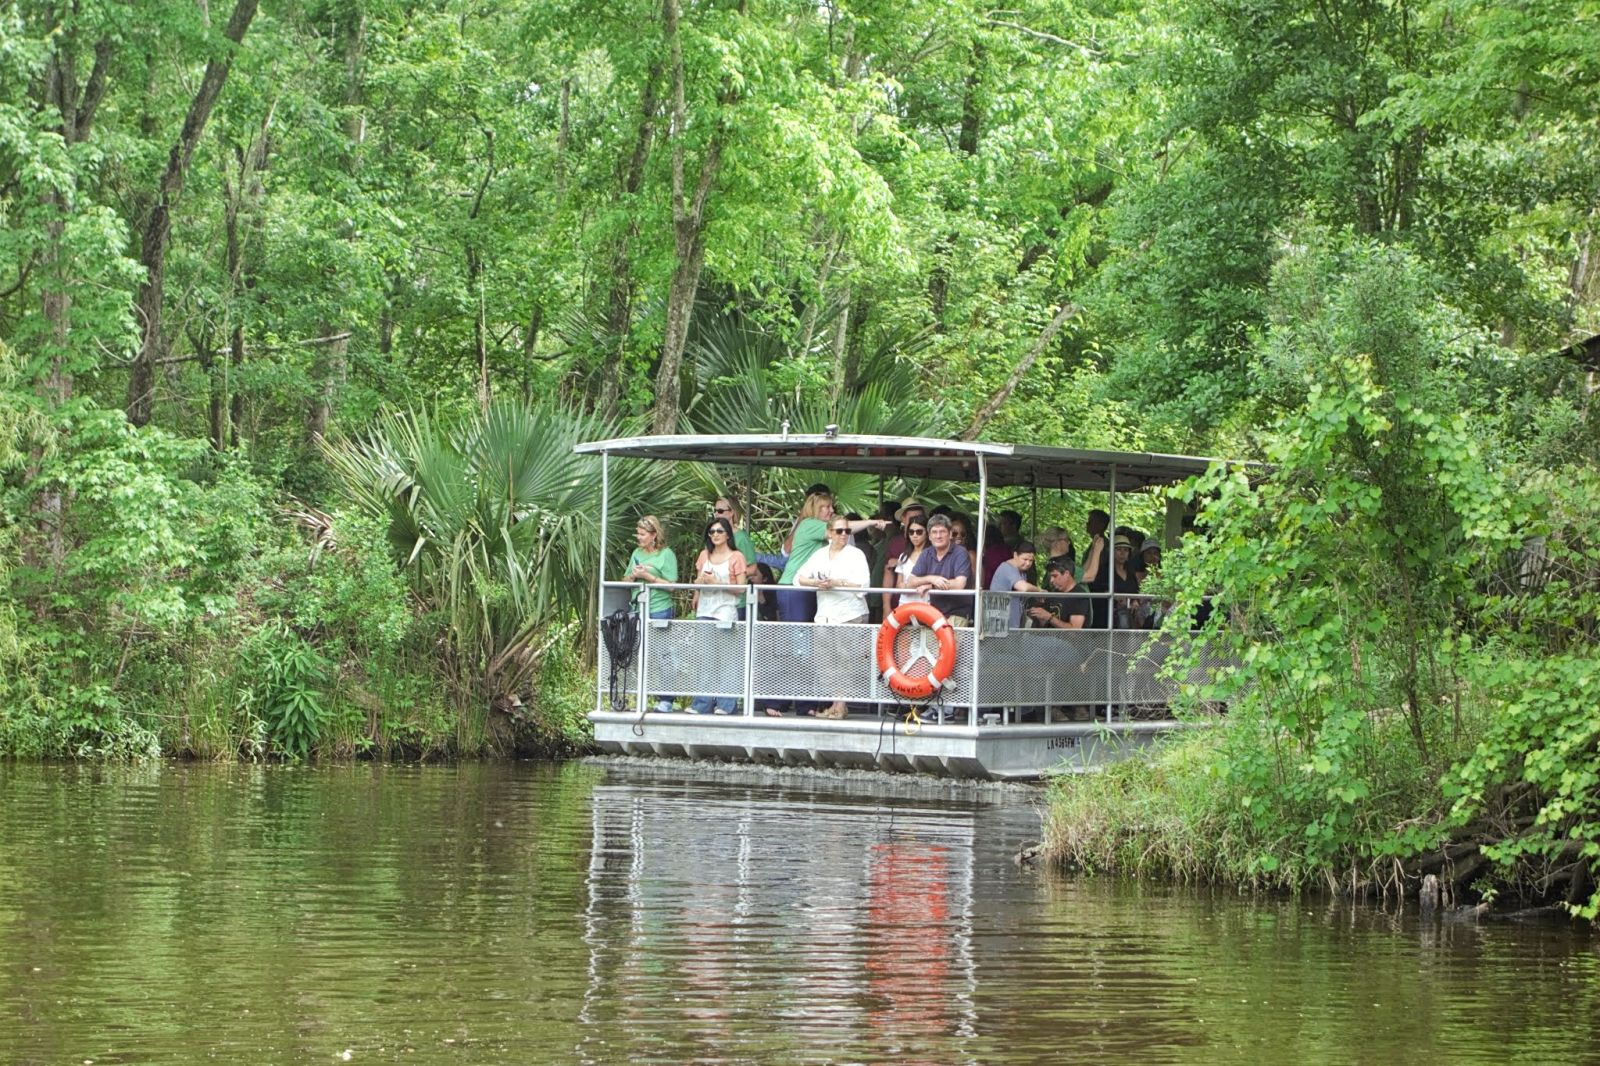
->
[577,433,1247,779]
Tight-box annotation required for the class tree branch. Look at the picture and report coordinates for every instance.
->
[960,302,1078,441]
[984,17,1100,54]
[77,40,114,133]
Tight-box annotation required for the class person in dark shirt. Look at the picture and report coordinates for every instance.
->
[1027,561,1090,630]
[906,513,973,620]
[1082,532,1141,629]
[1135,537,1161,583]
[999,508,1023,545]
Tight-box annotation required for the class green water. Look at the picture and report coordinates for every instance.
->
[0,761,1595,1064]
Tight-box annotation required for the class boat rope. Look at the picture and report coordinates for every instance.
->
[600,608,642,730]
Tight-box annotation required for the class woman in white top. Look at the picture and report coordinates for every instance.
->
[794,518,871,719]
[884,515,931,611]
[689,516,746,714]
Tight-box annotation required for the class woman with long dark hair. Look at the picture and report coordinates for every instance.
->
[688,515,746,714]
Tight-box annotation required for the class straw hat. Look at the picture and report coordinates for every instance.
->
[895,497,926,522]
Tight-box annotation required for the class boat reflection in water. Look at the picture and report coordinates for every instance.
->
[576,773,985,1062]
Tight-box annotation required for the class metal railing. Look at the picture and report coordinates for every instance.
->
[597,580,1232,727]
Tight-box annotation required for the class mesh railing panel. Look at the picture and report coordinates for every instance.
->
[596,607,1242,713]
[748,621,975,704]
[640,618,746,700]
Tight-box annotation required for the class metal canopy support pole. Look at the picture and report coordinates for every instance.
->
[970,454,988,727]
[1105,464,1117,724]
[596,452,610,715]
[743,463,756,716]
[637,591,650,715]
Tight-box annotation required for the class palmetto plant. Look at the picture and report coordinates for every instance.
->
[322,401,666,710]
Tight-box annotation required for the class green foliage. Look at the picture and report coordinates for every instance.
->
[1451,652,1600,920]
[0,0,1594,924]
[323,398,664,710]
[1048,238,1594,907]
[244,622,332,760]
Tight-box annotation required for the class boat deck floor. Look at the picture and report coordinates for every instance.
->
[589,711,1192,780]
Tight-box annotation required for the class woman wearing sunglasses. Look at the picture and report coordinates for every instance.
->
[882,517,931,616]
[688,516,747,715]
[793,519,871,720]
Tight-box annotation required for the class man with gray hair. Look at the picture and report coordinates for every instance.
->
[906,513,972,621]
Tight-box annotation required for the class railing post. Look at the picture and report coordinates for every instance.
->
[970,454,987,727]
[742,583,757,717]
[1105,463,1117,724]
[636,582,650,714]
[595,451,610,715]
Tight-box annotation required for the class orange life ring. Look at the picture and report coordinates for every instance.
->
[875,601,958,700]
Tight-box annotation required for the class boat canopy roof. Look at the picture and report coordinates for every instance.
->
[573,433,1244,491]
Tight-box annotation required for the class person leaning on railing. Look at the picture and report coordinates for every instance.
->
[1026,562,1090,630]
[905,513,973,624]
[883,513,931,614]
[624,514,678,713]
[989,540,1041,629]
[793,517,871,720]
[688,516,746,715]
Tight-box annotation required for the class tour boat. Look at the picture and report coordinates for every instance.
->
[577,433,1246,779]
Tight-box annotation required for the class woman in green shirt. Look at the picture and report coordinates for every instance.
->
[626,515,678,620]
[625,515,678,714]
[774,491,834,624]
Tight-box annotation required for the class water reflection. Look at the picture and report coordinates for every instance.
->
[0,761,1596,1064]
[577,780,988,1062]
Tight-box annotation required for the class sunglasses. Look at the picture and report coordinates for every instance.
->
[830,526,849,534]
[714,507,732,514]
[707,527,728,535]
[907,526,927,535]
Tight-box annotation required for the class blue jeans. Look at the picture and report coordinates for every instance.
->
[775,587,816,623]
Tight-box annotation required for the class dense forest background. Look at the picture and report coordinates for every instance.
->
[2,1,1598,910]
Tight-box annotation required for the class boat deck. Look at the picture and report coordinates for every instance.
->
[590,711,1194,779]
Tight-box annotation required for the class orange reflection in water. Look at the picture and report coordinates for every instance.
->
[865,840,955,1054]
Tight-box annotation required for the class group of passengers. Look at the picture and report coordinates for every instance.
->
[622,487,1170,717]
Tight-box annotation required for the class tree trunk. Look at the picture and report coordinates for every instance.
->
[215,114,272,451]
[960,302,1077,441]
[827,285,852,413]
[928,42,984,331]
[650,0,728,436]
[126,0,260,426]
[597,62,663,419]
[306,12,365,444]
[31,30,112,566]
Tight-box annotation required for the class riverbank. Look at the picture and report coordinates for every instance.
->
[1039,677,1600,926]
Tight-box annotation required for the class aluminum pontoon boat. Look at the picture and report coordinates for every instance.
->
[578,433,1244,779]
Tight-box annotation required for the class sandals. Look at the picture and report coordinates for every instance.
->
[764,707,785,717]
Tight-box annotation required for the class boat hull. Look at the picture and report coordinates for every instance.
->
[588,712,1191,780]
